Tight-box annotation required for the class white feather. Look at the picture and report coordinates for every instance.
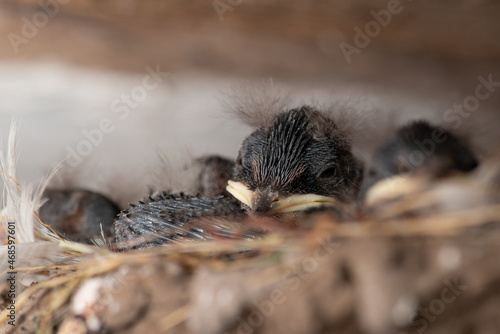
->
[0,120,112,296]
[0,119,62,243]
[0,120,74,290]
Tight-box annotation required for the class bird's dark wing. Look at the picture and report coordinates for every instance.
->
[114,192,250,250]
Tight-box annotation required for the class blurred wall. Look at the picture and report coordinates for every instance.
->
[0,0,499,204]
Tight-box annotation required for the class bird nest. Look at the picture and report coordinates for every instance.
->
[1,172,500,334]
[1,111,500,334]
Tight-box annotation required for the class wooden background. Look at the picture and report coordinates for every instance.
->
[1,0,499,89]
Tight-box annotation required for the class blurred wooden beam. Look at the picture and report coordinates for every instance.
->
[0,0,499,96]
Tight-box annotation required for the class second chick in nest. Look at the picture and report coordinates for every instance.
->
[362,120,478,206]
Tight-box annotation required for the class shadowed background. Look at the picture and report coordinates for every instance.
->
[0,0,499,205]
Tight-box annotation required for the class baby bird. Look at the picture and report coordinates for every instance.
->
[362,121,478,192]
[362,120,478,205]
[227,106,363,214]
[39,189,120,243]
[114,106,363,249]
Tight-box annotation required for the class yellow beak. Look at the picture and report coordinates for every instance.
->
[226,180,336,214]
[364,175,421,206]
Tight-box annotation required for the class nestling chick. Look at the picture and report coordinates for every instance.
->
[362,121,478,194]
[193,155,235,198]
[362,121,478,206]
[39,189,120,243]
[227,106,363,214]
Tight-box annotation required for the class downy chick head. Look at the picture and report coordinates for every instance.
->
[365,121,477,184]
[362,120,478,201]
[227,106,363,215]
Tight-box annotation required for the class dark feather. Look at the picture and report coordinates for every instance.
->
[114,193,246,250]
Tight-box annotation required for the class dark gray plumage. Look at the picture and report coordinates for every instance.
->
[114,193,256,250]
